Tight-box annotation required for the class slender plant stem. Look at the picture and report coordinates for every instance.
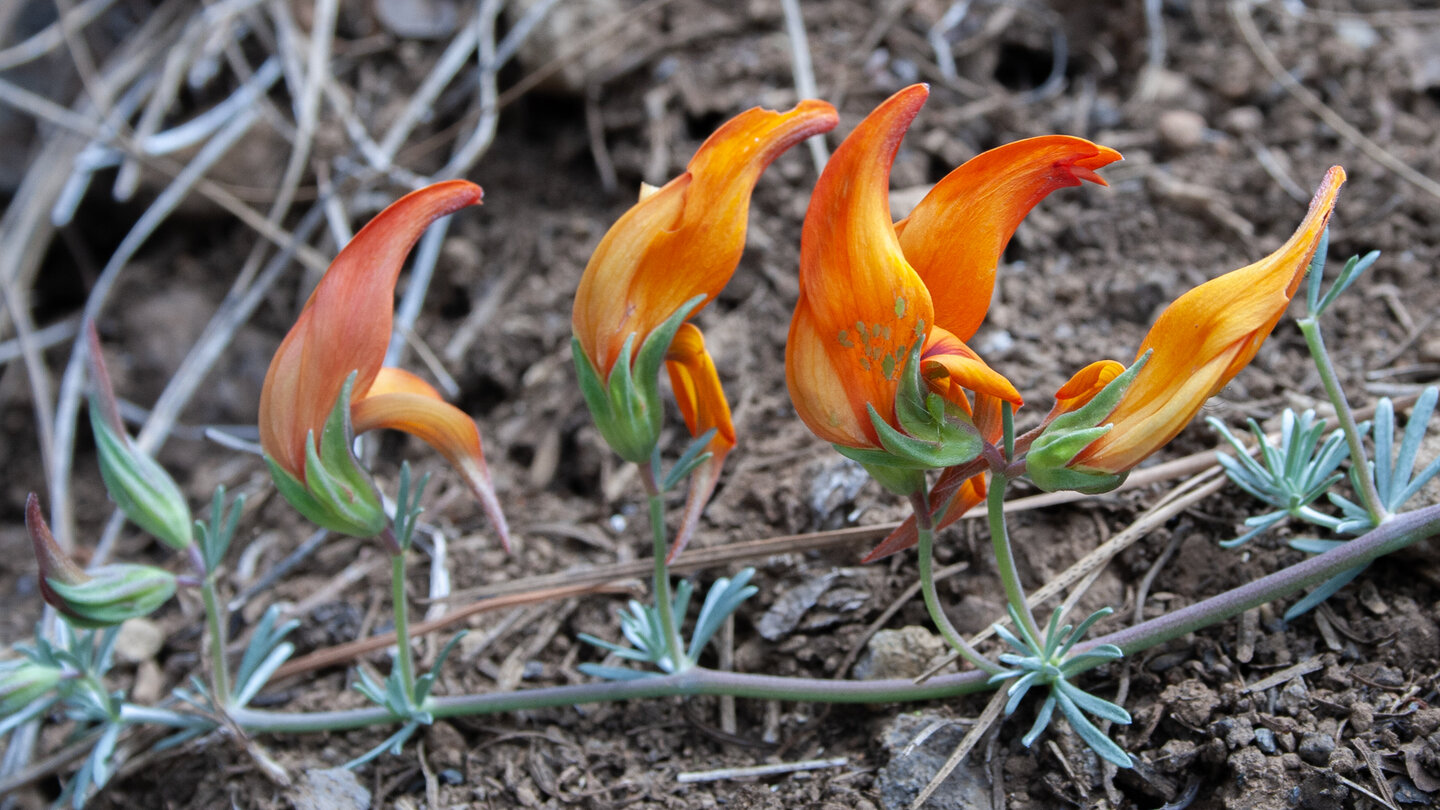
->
[390,553,415,697]
[986,473,1042,642]
[909,489,1003,675]
[208,501,1440,736]
[640,463,687,672]
[1299,317,1387,524]
[199,574,230,704]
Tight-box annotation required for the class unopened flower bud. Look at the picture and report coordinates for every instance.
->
[26,493,176,628]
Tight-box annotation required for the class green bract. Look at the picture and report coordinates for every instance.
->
[1027,352,1149,494]
[89,396,193,551]
[264,373,387,538]
[833,343,983,495]
[573,294,704,463]
[46,564,177,629]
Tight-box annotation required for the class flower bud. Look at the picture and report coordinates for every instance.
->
[27,493,176,628]
[0,660,63,716]
[90,397,193,551]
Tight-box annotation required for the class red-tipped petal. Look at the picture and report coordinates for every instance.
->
[896,136,1121,341]
[259,181,483,478]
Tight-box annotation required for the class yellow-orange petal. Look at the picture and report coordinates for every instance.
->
[896,136,1120,341]
[786,295,876,448]
[350,390,511,549]
[573,100,838,377]
[1049,359,1126,419]
[919,325,1023,411]
[664,323,737,454]
[789,84,935,448]
[1074,166,1345,473]
[664,323,737,561]
[259,181,483,478]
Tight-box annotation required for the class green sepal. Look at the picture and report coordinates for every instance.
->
[572,294,706,463]
[889,342,983,466]
[857,459,926,497]
[88,397,193,552]
[46,564,177,629]
[1027,352,1149,494]
[0,661,64,716]
[264,373,386,538]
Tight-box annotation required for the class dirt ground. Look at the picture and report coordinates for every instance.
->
[3,0,1440,808]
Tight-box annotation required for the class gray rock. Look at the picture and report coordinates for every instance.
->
[853,627,948,681]
[877,713,993,810]
[292,767,370,810]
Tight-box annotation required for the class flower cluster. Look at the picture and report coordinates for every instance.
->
[782,84,1342,558]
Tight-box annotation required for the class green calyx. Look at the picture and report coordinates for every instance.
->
[89,397,193,552]
[573,294,705,464]
[265,372,387,538]
[834,343,982,495]
[46,564,177,629]
[0,661,64,715]
[1027,352,1149,495]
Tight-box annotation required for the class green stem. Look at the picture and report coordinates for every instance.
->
[391,553,415,697]
[215,502,1440,736]
[908,490,1003,675]
[1299,317,1387,525]
[986,473,1042,643]
[200,574,230,704]
[641,464,688,672]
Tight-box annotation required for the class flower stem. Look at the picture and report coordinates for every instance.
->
[218,502,1440,736]
[986,473,1042,643]
[640,463,687,672]
[908,489,1003,676]
[391,553,415,697]
[199,574,230,704]
[1298,316,1387,525]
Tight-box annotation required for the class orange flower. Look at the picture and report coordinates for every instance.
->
[572,100,837,558]
[572,100,839,382]
[259,180,509,546]
[786,84,1117,489]
[1034,166,1346,488]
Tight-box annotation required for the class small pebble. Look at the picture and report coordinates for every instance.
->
[1254,726,1277,754]
[1328,746,1359,775]
[438,769,463,786]
[1157,109,1207,151]
[1221,106,1264,136]
[1298,732,1335,766]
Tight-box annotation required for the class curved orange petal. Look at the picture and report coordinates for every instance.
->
[664,323,737,454]
[259,181,483,477]
[365,366,444,399]
[1074,166,1345,472]
[663,323,737,561]
[896,136,1121,341]
[1048,359,1126,420]
[573,100,839,377]
[789,84,935,448]
[919,325,1023,411]
[350,389,510,549]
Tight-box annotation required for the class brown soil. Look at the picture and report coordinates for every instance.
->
[3,1,1440,808]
